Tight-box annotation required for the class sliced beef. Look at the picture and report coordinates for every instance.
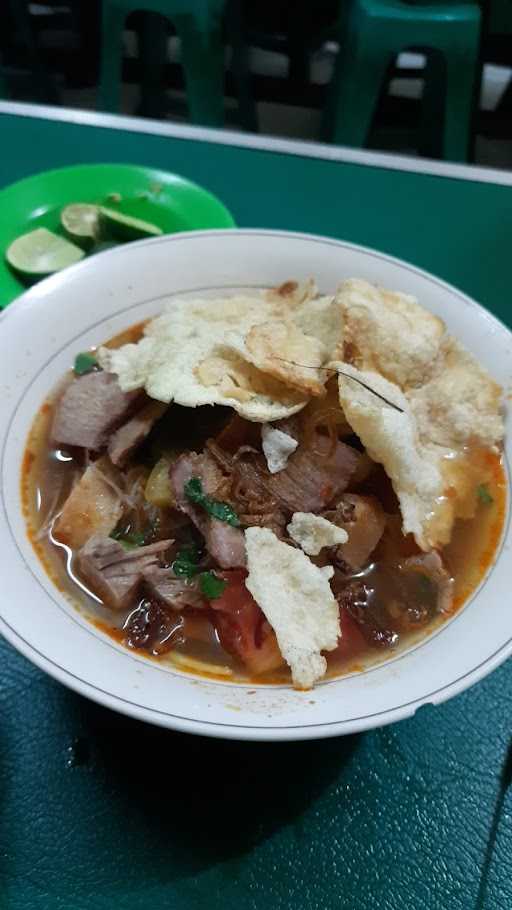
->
[232,431,360,515]
[143,566,206,610]
[207,520,247,569]
[323,494,386,571]
[77,535,173,610]
[171,451,229,512]
[400,552,454,614]
[170,453,246,569]
[53,459,124,549]
[108,401,167,467]
[52,371,143,451]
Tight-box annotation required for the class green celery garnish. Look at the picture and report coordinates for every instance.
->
[172,545,202,578]
[184,477,240,527]
[199,571,227,600]
[74,352,98,375]
[477,484,494,505]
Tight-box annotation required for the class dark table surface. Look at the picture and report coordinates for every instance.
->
[1,103,511,910]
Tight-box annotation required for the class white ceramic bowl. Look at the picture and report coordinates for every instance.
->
[0,229,510,741]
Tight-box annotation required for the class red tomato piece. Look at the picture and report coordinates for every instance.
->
[211,569,284,675]
[332,608,367,662]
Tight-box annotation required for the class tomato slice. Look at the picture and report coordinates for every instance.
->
[211,569,284,675]
[332,608,367,662]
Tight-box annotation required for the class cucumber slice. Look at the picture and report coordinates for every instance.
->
[99,206,163,241]
[6,228,85,278]
[61,203,100,247]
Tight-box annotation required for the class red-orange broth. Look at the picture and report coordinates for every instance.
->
[21,323,507,685]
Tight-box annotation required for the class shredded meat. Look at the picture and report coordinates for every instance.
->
[209,417,360,531]
[206,440,288,537]
[53,458,125,549]
[231,432,360,515]
[77,535,173,610]
[170,453,246,569]
[143,566,206,610]
[52,371,143,450]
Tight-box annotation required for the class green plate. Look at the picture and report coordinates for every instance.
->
[0,163,235,307]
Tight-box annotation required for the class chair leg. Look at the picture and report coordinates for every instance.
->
[323,31,395,147]
[418,49,444,160]
[225,0,258,132]
[230,39,258,131]
[7,0,60,103]
[138,11,169,118]
[442,36,480,162]
[97,2,127,112]
[174,15,225,127]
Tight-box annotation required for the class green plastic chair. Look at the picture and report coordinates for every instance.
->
[5,0,60,104]
[98,0,227,126]
[322,0,481,161]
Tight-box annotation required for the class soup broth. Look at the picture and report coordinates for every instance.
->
[21,321,507,685]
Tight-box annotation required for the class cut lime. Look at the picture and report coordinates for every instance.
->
[6,228,85,278]
[99,206,163,241]
[61,203,100,247]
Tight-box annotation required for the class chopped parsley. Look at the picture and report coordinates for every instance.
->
[74,352,99,375]
[184,477,240,527]
[171,545,202,578]
[170,547,226,598]
[170,546,227,598]
[477,483,494,505]
[199,571,227,600]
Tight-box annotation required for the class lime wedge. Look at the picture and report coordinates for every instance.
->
[99,206,163,241]
[61,203,100,247]
[6,228,85,278]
